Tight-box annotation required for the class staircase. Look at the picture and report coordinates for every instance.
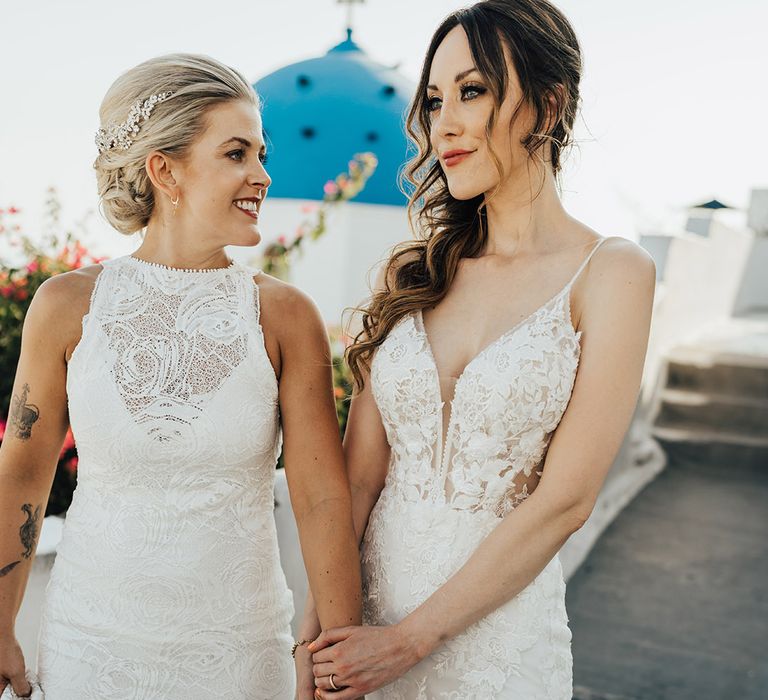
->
[651,350,768,467]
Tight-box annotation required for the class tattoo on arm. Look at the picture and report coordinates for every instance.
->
[19,504,41,559]
[9,383,40,440]
[0,504,41,579]
[0,561,21,578]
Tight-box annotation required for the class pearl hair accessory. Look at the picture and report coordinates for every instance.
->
[95,91,174,154]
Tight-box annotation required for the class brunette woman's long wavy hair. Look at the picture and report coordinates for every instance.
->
[346,0,582,391]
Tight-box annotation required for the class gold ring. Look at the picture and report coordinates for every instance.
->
[329,673,339,690]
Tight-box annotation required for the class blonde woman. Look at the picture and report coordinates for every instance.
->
[308,1,656,698]
[0,54,361,699]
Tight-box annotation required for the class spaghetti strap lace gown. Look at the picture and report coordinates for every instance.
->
[362,237,609,699]
[35,255,295,699]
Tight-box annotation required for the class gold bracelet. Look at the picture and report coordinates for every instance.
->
[291,639,312,658]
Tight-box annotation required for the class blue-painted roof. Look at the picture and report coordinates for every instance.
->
[254,30,414,207]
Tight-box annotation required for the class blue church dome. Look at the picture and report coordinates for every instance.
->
[254,30,414,207]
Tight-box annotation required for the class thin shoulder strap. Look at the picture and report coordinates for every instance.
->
[564,237,609,290]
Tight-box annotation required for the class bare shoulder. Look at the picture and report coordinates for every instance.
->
[29,264,102,325]
[253,272,326,345]
[578,235,656,326]
[26,263,104,359]
[587,235,656,290]
[35,262,101,298]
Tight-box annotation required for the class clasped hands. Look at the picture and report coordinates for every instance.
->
[299,623,428,700]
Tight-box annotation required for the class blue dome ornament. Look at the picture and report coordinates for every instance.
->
[254,1,414,207]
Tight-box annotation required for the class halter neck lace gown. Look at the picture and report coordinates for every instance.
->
[36,255,295,699]
[362,237,609,699]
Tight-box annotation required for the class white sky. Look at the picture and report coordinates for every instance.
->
[1,0,766,256]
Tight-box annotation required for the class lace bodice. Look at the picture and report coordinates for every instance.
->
[65,255,282,493]
[37,254,295,699]
[371,238,607,518]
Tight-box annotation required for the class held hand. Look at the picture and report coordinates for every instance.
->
[294,644,316,700]
[0,636,31,698]
[309,625,424,699]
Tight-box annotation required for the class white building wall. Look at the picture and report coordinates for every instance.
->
[732,237,768,317]
[230,198,412,326]
[640,222,754,405]
[638,233,673,282]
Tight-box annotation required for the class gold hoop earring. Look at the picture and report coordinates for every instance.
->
[170,194,180,216]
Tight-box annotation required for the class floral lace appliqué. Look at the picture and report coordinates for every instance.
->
[363,238,608,698]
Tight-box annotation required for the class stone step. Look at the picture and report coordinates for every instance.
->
[665,358,768,400]
[653,388,768,436]
[652,425,768,468]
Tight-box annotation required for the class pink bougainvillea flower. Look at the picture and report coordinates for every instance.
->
[26,260,39,273]
[323,181,338,196]
[0,419,6,441]
[278,235,286,245]
[7,206,19,215]
[15,289,28,301]
[64,455,78,475]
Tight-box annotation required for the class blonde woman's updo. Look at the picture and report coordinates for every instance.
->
[94,53,258,235]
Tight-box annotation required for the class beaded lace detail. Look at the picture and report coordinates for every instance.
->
[37,254,295,699]
[127,254,237,274]
[362,238,608,698]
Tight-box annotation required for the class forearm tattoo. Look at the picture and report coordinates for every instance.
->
[0,561,20,578]
[9,383,40,440]
[19,504,41,559]
[0,503,41,578]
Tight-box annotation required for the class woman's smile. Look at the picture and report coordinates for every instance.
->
[233,197,261,220]
[442,149,476,167]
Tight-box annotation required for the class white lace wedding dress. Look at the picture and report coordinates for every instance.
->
[362,237,609,699]
[35,255,295,699]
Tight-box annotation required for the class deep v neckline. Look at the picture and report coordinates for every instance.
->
[417,282,574,393]
[413,236,607,476]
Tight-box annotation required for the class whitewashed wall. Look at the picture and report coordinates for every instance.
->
[230,198,412,326]
[639,223,755,406]
[732,236,768,317]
